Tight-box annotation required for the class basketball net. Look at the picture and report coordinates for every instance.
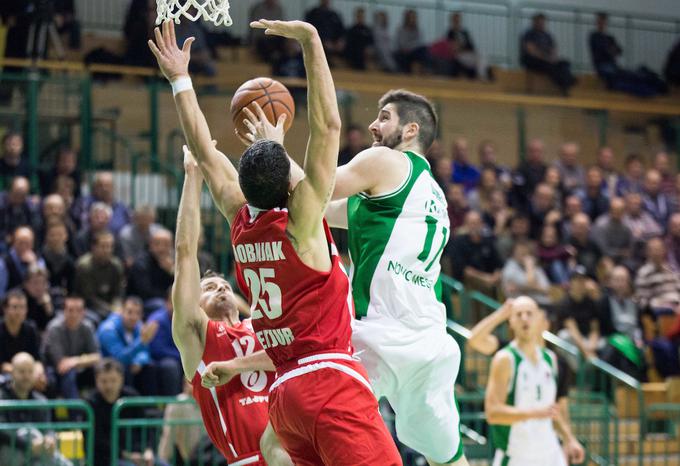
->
[155,0,233,27]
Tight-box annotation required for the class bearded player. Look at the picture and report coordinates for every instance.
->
[243,90,468,465]
[172,144,292,466]
[149,18,401,466]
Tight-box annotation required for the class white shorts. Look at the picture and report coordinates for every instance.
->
[492,449,568,466]
[352,316,463,463]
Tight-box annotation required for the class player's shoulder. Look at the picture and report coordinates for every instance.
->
[352,146,406,166]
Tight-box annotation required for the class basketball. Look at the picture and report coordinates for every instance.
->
[230,77,295,138]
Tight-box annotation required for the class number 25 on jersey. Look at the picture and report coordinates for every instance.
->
[243,268,282,320]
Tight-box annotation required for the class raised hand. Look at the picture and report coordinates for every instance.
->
[147,20,194,82]
[237,101,287,147]
[250,19,317,44]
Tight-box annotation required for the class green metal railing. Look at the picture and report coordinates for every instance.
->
[643,403,680,466]
[0,399,94,466]
[111,396,222,466]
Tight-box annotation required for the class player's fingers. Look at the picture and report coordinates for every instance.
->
[154,27,164,53]
[182,144,190,155]
[147,40,161,59]
[212,140,218,147]
[252,101,268,123]
[162,20,171,49]
[168,19,177,47]
[276,113,287,129]
[242,106,258,124]
[182,37,195,55]
[235,130,251,147]
[250,20,266,30]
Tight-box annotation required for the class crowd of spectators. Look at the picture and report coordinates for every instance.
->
[410,133,680,381]
[0,131,204,415]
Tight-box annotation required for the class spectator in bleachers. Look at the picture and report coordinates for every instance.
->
[42,222,75,293]
[446,11,485,79]
[122,0,156,68]
[568,213,606,279]
[87,358,163,466]
[561,194,583,239]
[118,205,161,268]
[0,290,40,373]
[147,293,183,396]
[39,146,81,198]
[653,151,676,197]
[248,0,284,62]
[344,7,373,70]
[74,202,117,258]
[543,165,566,207]
[42,296,100,399]
[304,0,345,62]
[501,240,551,307]
[664,38,680,86]
[446,183,469,237]
[372,11,397,72]
[39,194,77,254]
[496,214,531,261]
[0,352,73,466]
[642,169,671,228]
[73,231,125,320]
[634,237,680,313]
[449,211,503,294]
[272,39,305,79]
[513,139,548,209]
[597,146,620,199]
[478,140,512,189]
[624,191,663,266]
[0,176,42,247]
[577,166,610,222]
[527,183,561,240]
[481,189,512,237]
[97,297,159,396]
[338,124,369,166]
[394,9,431,74]
[520,13,576,94]
[0,132,29,188]
[616,153,645,196]
[429,31,459,77]
[537,224,572,286]
[21,265,54,332]
[74,172,130,234]
[666,213,680,272]
[556,266,602,361]
[450,137,480,192]
[0,226,46,295]
[589,12,667,97]
[467,167,497,212]
[127,228,174,310]
[554,142,584,193]
[672,173,680,213]
[592,197,633,265]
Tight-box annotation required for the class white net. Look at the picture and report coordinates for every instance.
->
[155,0,233,27]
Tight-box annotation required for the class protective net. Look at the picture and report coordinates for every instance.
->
[155,0,233,27]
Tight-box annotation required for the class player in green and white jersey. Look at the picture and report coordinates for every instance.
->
[485,296,584,466]
[241,89,466,465]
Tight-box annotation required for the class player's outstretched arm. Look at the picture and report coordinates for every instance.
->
[485,351,560,425]
[172,146,209,380]
[468,299,513,356]
[251,20,341,238]
[201,349,275,388]
[148,20,245,224]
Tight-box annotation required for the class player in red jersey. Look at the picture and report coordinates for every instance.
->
[149,18,401,466]
[171,144,292,466]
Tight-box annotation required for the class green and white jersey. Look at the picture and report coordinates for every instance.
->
[490,343,562,462]
[347,150,449,330]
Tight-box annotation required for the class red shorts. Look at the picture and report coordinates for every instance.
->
[269,355,402,466]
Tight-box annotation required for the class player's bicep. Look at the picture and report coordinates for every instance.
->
[325,199,348,229]
[333,154,377,200]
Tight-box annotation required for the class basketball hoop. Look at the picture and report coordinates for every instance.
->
[155,0,233,27]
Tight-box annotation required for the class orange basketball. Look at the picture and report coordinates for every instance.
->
[230,77,295,139]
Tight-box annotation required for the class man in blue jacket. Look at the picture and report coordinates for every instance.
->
[147,290,183,395]
[96,296,160,395]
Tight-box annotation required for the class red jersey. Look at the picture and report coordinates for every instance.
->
[191,319,273,465]
[230,206,354,368]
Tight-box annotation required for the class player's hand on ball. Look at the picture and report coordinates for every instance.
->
[237,102,287,147]
[202,361,237,388]
[147,20,194,82]
[250,19,317,44]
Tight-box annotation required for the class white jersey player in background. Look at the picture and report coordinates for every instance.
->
[485,296,584,466]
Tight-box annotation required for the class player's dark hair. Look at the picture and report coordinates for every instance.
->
[200,270,226,284]
[239,139,291,210]
[378,89,438,151]
[95,358,124,377]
